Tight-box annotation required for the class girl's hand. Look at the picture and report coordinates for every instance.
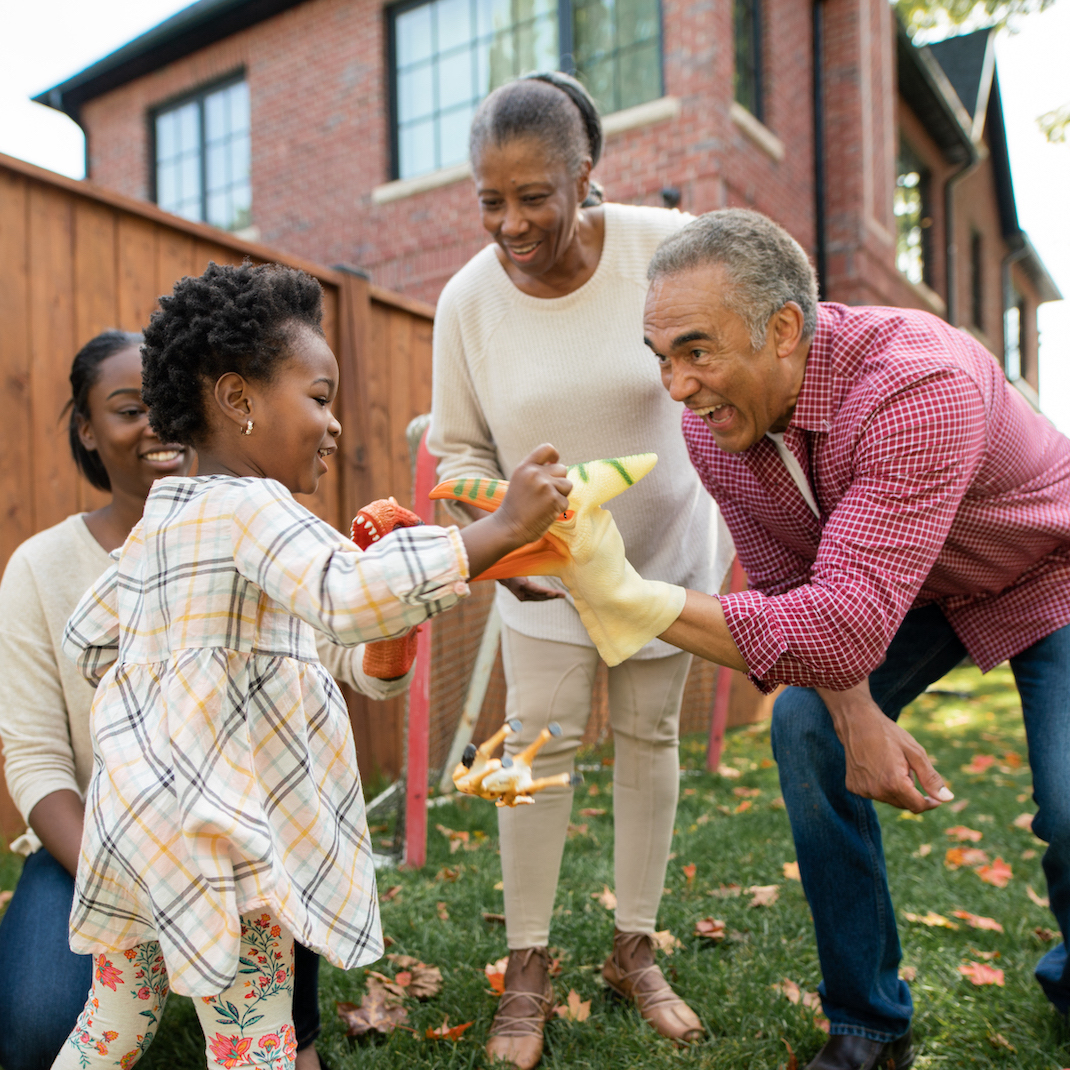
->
[494,444,572,546]
[460,444,571,578]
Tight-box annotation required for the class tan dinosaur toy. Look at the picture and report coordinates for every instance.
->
[430,453,686,666]
[451,719,582,807]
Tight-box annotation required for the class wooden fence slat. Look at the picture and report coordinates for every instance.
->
[156,229,197,300]
[117,215,160,332]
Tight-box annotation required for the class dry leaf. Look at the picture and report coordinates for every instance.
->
[952,910,1004,933]
[592,885,617,910]
[732,786,761,798]
[977,857,1013,888]
[683,787,696,796]
[1027,884,1050,908]
[783,861,801,881]
[435,866,461,882]
[435,823,469,854]
[813,1014,831,1033]
[1022,849,1037,860]
[1013,813,1035,832]
[336,991,409,1036]
[899,966,917,981]
[913,843,933,858]
[380,884,402,902]
[769,796,786,809]
[588,783,600,797]
[968,948,1001,960]
[696,813,711,826]
[366,971,408,1002]
[945,826,983,842]
[682,863,697,885]
[962,755,996,775]
[989,1032,1016,1052]
[493,880,504,890]
[384,954,443,999]
[734,799,753,814]
[949,798,970,813]
[566,822,589,839]
[782,1037,798,1070]
[485,956,508,995]
[426,1016,474,1041]
[958,961,1005,986]
[945,846,988,869]
[710,883,743,898]
[716,763,742,779]
[0,890,12,911]
[1034,926,1056,942]
[482,912,506,925]
[1001,751,1022,769]
[775,978,802,1004]
[903,911,959,929]
[651,929,683,955]
[579,808,606,817]
[554,989,591,1022]
[694,917,726,941]
[746,884,779,908]
[436,901,450,921]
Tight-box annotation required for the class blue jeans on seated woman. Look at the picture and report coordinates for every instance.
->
[0,847,322,1070]
[770,604,1070,1042]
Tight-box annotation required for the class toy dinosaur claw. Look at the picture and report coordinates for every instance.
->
[429,476,508,514]
[569,772,584,788]
[507,718,522,732]
[461,743,477,769]
[548,722,562,737]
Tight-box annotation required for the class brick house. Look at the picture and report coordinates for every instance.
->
[37,0,1060,397]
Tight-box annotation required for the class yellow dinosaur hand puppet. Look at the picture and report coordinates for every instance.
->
[430,454,686,666]
[451,719,582,806]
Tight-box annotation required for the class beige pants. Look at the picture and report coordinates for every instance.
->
[498,625,692,948]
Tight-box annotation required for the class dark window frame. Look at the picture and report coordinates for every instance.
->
[894,136,935,289]
[385,0,664,181]
[148,69,248,226]
[733,0,764,121]
[970,229,984,331]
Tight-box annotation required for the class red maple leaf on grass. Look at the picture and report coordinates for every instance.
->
[977,857,1013,888]
[958,961,1005,986]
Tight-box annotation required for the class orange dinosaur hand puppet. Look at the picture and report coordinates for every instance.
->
[351,498,424,679]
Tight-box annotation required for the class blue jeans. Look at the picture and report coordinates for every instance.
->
[771,604,1070,1041]
[0,848,321,1068]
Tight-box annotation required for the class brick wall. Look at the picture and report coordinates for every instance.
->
[81,0,816,308]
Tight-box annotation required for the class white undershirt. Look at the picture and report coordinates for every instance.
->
[766,431,820,518]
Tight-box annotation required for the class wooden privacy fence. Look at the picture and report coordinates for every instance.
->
[0,151,768,847]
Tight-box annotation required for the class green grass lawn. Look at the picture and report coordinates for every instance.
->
[3,662,1068,1068]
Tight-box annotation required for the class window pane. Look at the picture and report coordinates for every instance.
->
[156,111,176,161]
[437,0,472,52]
[157,160,177,209]
[399,118,437,177]
[204,91,227,143]
[229,133,250,186]
[397,4,434,66]
[618,42,659,109]
[438,47,474,111]
[895,141,931,287]
[177,102,199,152]
[574,0,614,62]
[206,142,229,192]
[617,0,657,47]
[439,105,474,167]
[398,62,435,122]
[574,0,661,114]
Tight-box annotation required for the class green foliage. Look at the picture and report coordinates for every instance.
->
[895,0,1056,37]
[1038,103,1070,143]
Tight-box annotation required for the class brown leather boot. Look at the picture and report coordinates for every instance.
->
[486,947,555,1069]
[602,929,705,1044]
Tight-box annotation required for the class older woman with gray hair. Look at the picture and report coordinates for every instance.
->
[428,73,731,1068]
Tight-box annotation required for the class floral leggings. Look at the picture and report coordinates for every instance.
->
[53,911,297,1070]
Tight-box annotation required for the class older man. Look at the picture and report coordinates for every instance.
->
[644,210,1070,1069]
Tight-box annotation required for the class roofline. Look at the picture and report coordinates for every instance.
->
[32,0,309,124]
[1012,233,1064,304]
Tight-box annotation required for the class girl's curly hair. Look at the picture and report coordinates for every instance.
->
[141,260,324,445]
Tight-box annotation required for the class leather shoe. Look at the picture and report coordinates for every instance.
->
[804,1030,915,1070]
[486,947,555,1069]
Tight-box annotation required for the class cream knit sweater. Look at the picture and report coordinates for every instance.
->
[428,202,733,658]
[0,513,412,855]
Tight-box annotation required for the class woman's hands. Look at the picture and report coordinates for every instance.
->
[818,680,953,813]
[460,444,571,580]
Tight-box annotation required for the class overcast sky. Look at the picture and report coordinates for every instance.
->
[1,0,1067,432]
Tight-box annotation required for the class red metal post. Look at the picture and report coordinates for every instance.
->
[706,556,747,773]
[403,428,437,868]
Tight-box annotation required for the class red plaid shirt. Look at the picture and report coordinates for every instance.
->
[683,303,1070,692]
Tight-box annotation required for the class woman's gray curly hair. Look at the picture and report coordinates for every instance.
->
[647,209,818,349]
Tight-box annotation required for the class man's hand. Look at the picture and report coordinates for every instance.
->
[498,577,565,601]
[818,681,953,814]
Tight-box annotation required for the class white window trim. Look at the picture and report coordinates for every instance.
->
[372,96,682,206]
[730,101,784,162]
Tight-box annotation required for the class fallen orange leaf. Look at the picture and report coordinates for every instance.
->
[436,901,450,921]
[1001,751,1022,769]
[426,1016,474,1041]
[945,846,988,869]
[652,929,683,955]
[380,885,402,902]
[732,786,761,798]
[958,961,1005,986]
[952,910,1004,933]
[734,799,753,814]
[591,885,617,910]
[694,917,726,941]
[903,911,959,929]
[783,861,801,881]
[710,883,742,898]
[579,808,606,817]
[775,978,802,1003]
[989,1032,1016,1052]
[1013,812,1035,832]
[554,989,591,1022]
[435,824,469,854]
[782,1037,798,1070]
[747,884,779,908]
[336,992,409,1036]
[977,857,1013,888]
[1034,926,1056,941]
[962,755,996,775]
[1027,884,1050,908]
[717,764,742,779]
[899,966,917,981]
[566,822,589,838]
[949,798,970,813]
[435,866,460,882]
[945,826,983,842]
[682,863,697,885]
[485,956,508,996]
[588,783,600,797]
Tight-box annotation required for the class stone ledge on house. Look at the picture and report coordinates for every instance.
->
[730,102,785,163]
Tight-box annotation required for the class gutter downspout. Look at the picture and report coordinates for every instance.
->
[812,0,828,298]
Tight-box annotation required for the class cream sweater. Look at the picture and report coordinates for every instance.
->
[0,513,411,855]
[429,202,733,658]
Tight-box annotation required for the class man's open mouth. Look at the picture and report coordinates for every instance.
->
[693,404,735,428]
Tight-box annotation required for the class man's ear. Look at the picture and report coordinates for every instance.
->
[213,372,254,430]
[75,412,97,453]
[773,302,806,358]
[575,157,592,205]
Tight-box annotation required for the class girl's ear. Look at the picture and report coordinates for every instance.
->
[75,411,97,452]
[213,372,254,431]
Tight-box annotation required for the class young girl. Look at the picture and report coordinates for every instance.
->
[54,262,570,1070]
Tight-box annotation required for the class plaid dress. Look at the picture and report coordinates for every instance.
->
[62,476,469,996]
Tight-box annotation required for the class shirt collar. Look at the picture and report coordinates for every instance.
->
[786,304,837,433]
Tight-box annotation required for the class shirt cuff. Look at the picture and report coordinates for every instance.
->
[719,589,787,695]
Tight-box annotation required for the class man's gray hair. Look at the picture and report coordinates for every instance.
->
[647,209,818,349]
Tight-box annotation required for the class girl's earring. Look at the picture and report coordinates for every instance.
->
[241,419,254,436]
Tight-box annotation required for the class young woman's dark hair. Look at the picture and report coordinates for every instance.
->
[141,260,325,446]
[469,71,605,203]
[67,330,144,492]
